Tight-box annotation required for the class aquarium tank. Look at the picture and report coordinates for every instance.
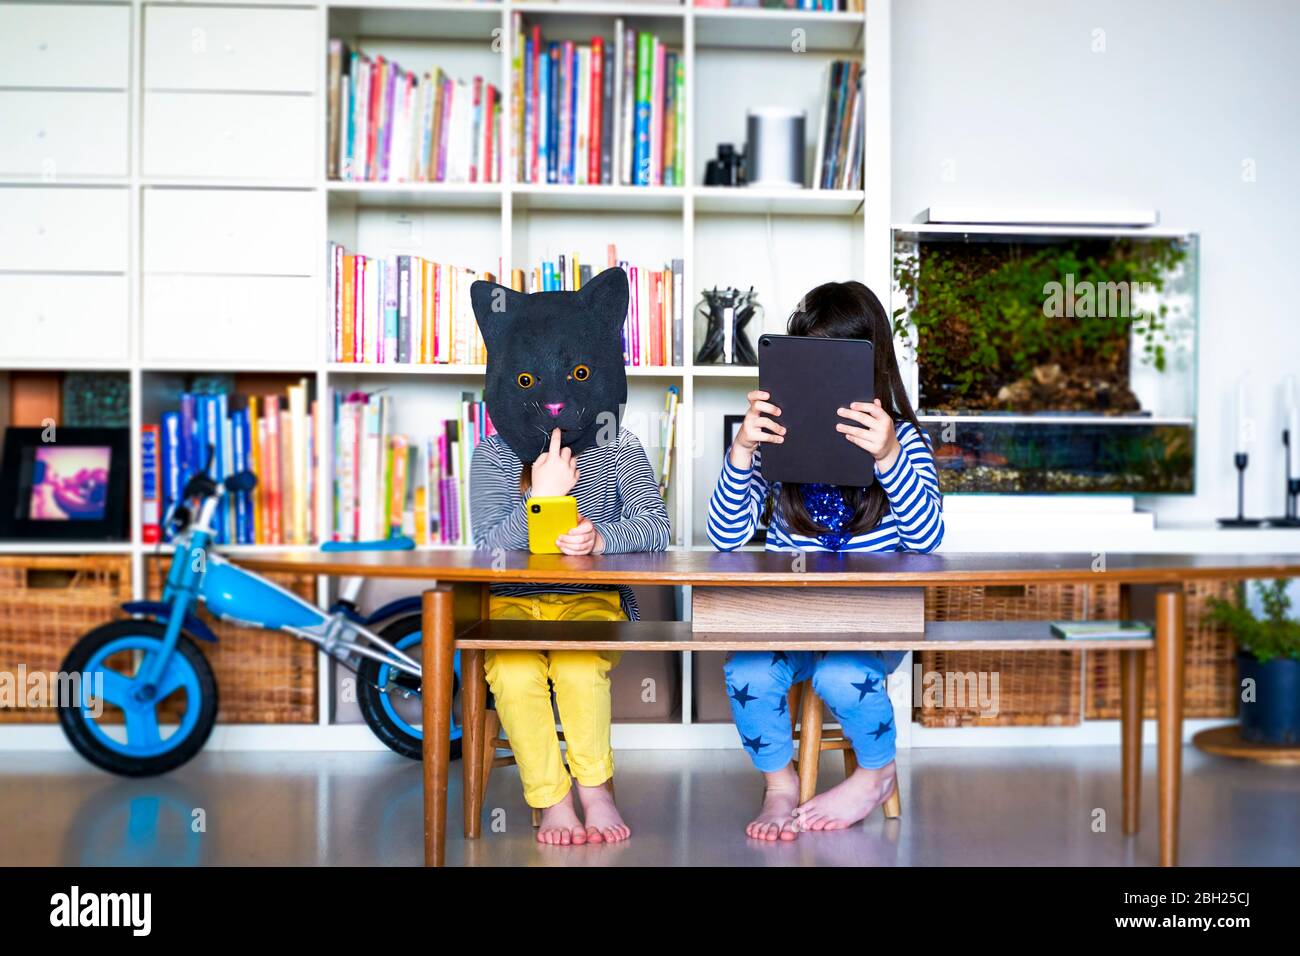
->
[892,226,1198,494]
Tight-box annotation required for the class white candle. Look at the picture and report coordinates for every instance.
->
[1289,385,1300,478]
[1235,380,1248,455]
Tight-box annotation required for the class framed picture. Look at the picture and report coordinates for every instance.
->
[0,427,130,541]
[721,414,767,544]
[723,414,746,457]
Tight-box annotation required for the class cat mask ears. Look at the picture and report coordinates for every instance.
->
[470,266,630,355]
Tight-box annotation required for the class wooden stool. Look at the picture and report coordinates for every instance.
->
[789,680,902,818]
[479,709,615,828]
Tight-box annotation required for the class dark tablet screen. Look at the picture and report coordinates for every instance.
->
[756,334,876,487]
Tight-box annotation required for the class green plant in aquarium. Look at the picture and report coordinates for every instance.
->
[893,237,1187,412]
[1207,580,1300,663]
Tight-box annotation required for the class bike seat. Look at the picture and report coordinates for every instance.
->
[321,537,416,552]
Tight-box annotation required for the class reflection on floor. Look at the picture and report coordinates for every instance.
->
[1,747,1296,866]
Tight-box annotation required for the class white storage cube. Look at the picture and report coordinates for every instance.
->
[144,5,317,93]
[0,3,131,89]
[143,188,317,276]
[142,274,317,365]
[0,274,129,363]
[0,186,129,273]
[0,91,129,178]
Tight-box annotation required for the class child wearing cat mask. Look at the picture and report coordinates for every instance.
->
[469,266,669,847]
[707,281,943,841]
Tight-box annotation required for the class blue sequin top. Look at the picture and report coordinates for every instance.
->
[800,483,854,551]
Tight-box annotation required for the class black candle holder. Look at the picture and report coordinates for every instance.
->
[1218,452,1263,527]
[1265,430,1300,528]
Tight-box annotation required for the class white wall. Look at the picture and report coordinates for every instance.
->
[892,0,1300,523]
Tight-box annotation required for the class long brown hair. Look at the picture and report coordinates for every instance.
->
[774,281,926,538]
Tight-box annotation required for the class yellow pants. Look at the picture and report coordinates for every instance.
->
[485,591,625,809]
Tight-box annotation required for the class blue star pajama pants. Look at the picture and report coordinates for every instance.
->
[724,650,905,773]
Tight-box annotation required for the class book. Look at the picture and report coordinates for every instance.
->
[512,17,680,188]
[814,59,864,189]
[331,389,493,545]
[1050,621,1154,641]
[328,41,500,184]
[659,385,680,499]
[141,424,162,544]
[511,247,680,367]
[156,384,317,546]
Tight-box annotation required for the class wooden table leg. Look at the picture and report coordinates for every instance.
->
[422,585,455,868]
[461,648,486,840]
[1119,647,1146,835]
[796,688,823,804]
[1154,584,1186,867]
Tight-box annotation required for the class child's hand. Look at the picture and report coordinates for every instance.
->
[531,428,579,498]
[556,516,604,555]
[729,390,786,470]
[837,399,901,469]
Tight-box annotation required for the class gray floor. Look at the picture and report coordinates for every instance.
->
[1,746,1296,866]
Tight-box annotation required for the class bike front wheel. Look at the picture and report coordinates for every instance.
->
[356,614,461,761]
[58,620,218,777]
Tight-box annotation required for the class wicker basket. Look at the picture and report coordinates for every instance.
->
[0,554,131,724]
[1085,580,1239,719]
[146,558,318,724]
[915,583,1122,727]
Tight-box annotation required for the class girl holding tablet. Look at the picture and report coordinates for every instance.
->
[706,280,944,842]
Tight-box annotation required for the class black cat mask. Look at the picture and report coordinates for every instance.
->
[470,266,629,462]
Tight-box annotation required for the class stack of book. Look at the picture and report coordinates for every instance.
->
[812,59,864,190]
[143,381,318,546]
[327,40,501,184]
[512,14,685,187]
[331,390,491,546]
[509,246,684,367]
[657,384,681,499]
[327,243,495,365]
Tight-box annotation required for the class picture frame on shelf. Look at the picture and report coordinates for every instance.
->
[721,413,766,545]
[0,427,131,543]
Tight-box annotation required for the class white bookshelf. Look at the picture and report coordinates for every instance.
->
[5,0,1300,756]
[0,0,885,749]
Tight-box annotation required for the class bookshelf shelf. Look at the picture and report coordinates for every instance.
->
[693,7,865,53]
[0,542,135,556]
[693,185,864,215]
[689,364,759,380]
[329,3,508,42]
[511,183,686,211]
[327,362,489,376]
[518,2,687,25]
[327,180,505,209]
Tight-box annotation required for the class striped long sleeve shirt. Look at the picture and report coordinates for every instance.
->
[470,429,670,618]
[706,419,944,554]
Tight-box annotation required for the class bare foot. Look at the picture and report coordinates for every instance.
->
[746,765,800,842]
[536,789,587,846]
[795,761,896,832]
[575,783,631,844]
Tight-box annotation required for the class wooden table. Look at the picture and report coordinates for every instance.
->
[237,550,1300,868]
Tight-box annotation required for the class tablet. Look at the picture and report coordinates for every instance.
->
[756,334,876,487]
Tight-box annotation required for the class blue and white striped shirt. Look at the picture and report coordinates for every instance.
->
[470,429,670,618]
[706,419,944,554]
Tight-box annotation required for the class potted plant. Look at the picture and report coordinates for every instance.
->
[1207,579,1300,745]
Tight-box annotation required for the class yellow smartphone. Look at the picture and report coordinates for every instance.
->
[526,495,579,554]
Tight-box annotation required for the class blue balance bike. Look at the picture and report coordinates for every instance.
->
[57,458,460,776]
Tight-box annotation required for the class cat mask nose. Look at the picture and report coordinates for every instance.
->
[544,402,566,417]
